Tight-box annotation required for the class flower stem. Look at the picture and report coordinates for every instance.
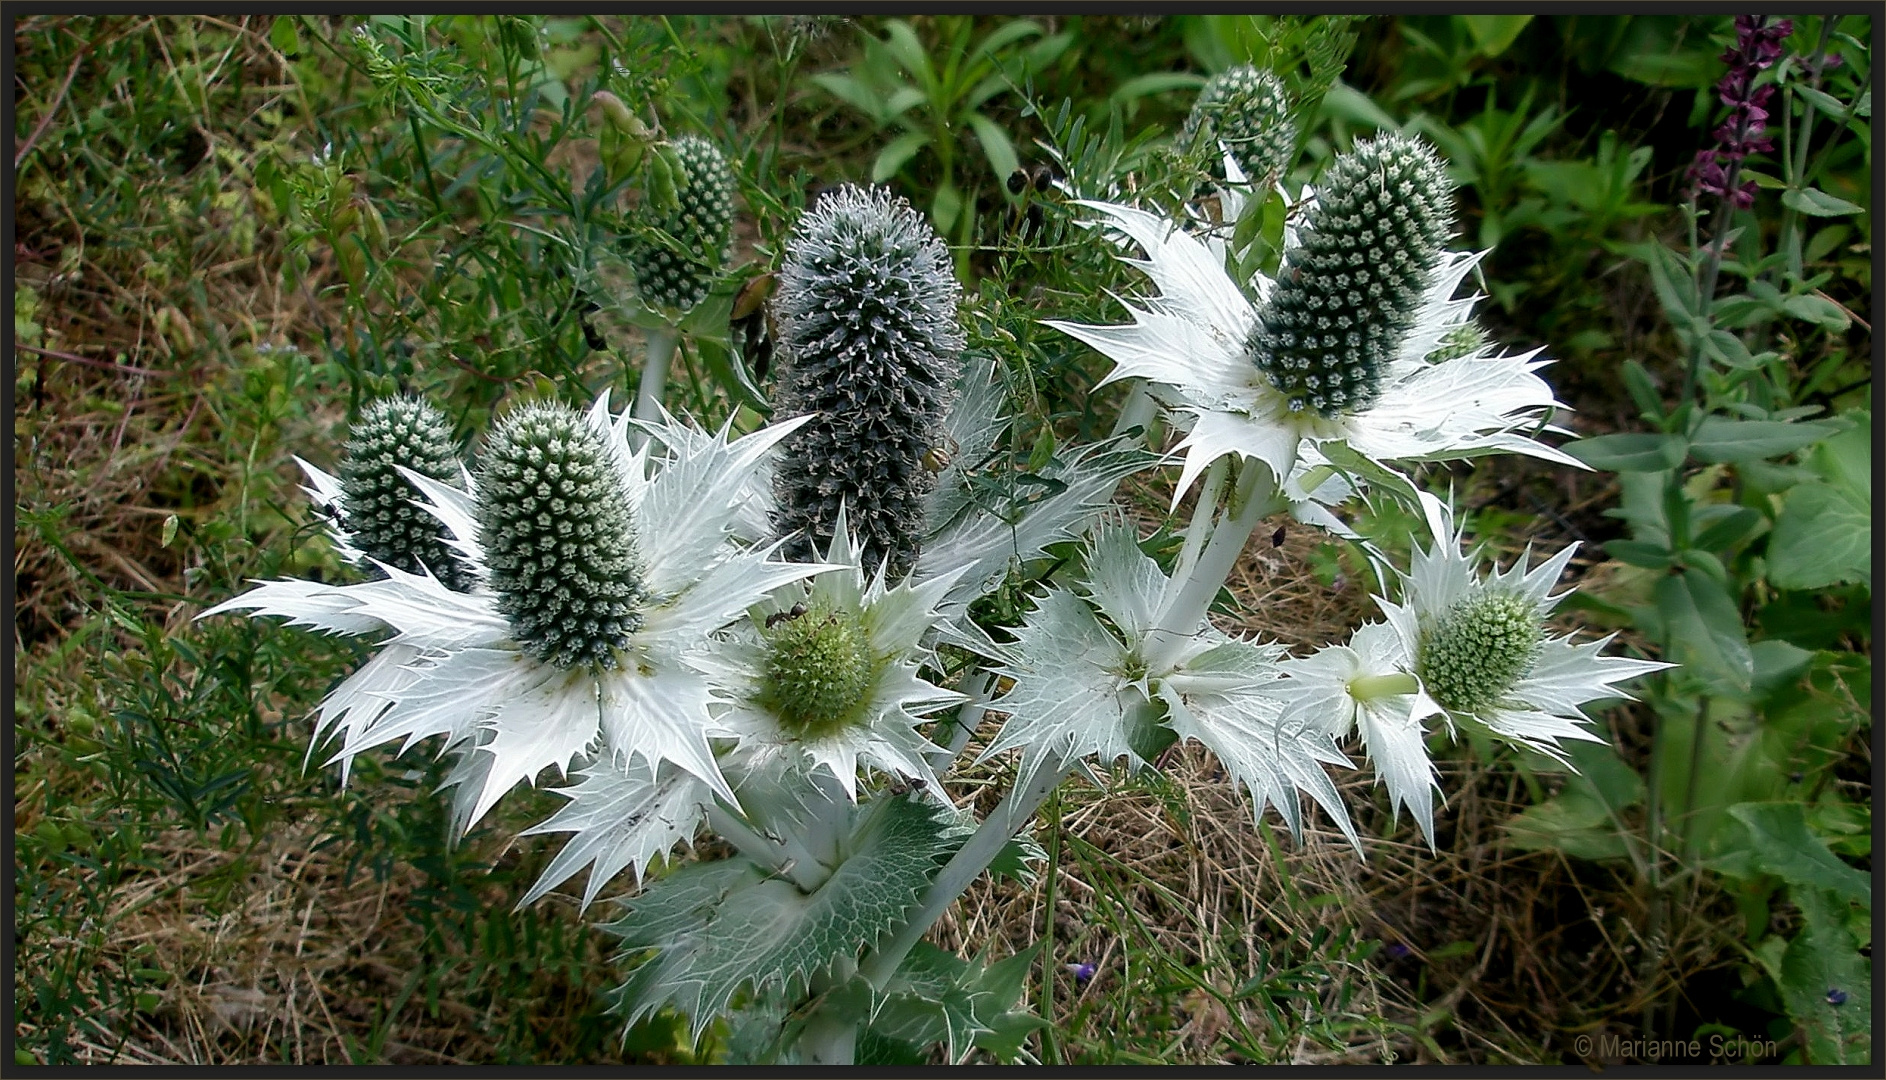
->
[928,668,994,771]
[703,801,828,893]
[858,751,1068,991]
[632,325,680,434]
[1110,382,1158,442]
[1167,456,1230,589]
[1150,458,1277,661]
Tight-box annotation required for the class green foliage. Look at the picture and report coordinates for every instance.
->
[814,17,1071,244]
[603,795,960,1041]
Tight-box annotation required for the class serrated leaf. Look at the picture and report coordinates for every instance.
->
[1768,481,1870,590]
[867,942,1045,1063]
[604,796,961,1037]
[1689,417,1841,463]
[1714,803,1871,906]
[1779,888,1872,1064]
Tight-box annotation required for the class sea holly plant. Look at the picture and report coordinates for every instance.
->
[622,133,738,425]
[202,80,1671,1062]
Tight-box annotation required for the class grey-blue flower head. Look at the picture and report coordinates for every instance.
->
[771,185,963,578]
[1250,132,1454,417]
[474,403,647,670]
[340,396,471,591]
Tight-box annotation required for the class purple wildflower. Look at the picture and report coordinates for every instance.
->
[1687,15,1794,208]
[1384,942,1414,961]
[1826,987,1849,1006]
[1065,961,1096,984]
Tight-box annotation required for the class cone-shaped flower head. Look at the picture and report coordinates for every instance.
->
[1252,132,1453,417]
[1424,320,1489,363]
[475,402,649,670]
[761,602,879,740]
[1378,492,1673,761]
[772,184,964,577]
[1416,590,1542,716]
[701,510,962,802]
[337,396,471,590]
[1184,65,1296,183]
[629,134,736,314]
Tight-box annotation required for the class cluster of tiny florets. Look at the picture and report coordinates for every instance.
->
[629,134,736,314]
[1184,64,1296,183]
[1250,133,1454,417]
[1425,321,1489,363]
[760,603,879,741]
[1417,590,1542,716]
[339,396,471,590]
[475,404,647,670]
[771,185,964,577]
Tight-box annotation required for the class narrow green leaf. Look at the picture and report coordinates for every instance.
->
[1781,186,1865,217]
[1780,292,1852,331]
[1458,14,1532,56]
[872,131,932,183]
[1794,85,1851,121]
[963,113,1019,192]
[1689,417,1841,463]
[1563,432,1687,472]
[931,182,962,236]
[1111,72,1207,104]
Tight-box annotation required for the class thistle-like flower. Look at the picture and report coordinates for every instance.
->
[202,396,838,827]
[1377,492,1672,761]
[699,508,965,802]
[772,184,964,578]
[1184,64,1296,183]
[298,396,472,589]
[629,134,736,314]
[982,523,1358,844]
[1046,134,1582,506]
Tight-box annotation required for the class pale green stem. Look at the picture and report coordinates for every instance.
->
[1148,459,1278,666]
[631,325,679,438]
[929,668,994,772]
[1167,456,1230,591]
[1110,382,1158,442]
[858,752,1069,992]
[703,801,828,893]
[799,998,858,1065]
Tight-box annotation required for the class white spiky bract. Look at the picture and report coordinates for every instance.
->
[200,395,843,832]
[1378,492,1673,763]
[983,522,1361,844]
[699,508,965,803]
[1044,169,1583,512]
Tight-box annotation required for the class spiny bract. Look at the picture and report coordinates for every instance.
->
[771,184,963,577]
[1250,132,1453,417]
[1184,64,1296,183]
[474,403,648,670]
[339,396,471,590]
[629,134,735,314]
[1416,589,1542,716]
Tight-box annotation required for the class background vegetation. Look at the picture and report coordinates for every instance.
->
[11,13,1873,1065]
